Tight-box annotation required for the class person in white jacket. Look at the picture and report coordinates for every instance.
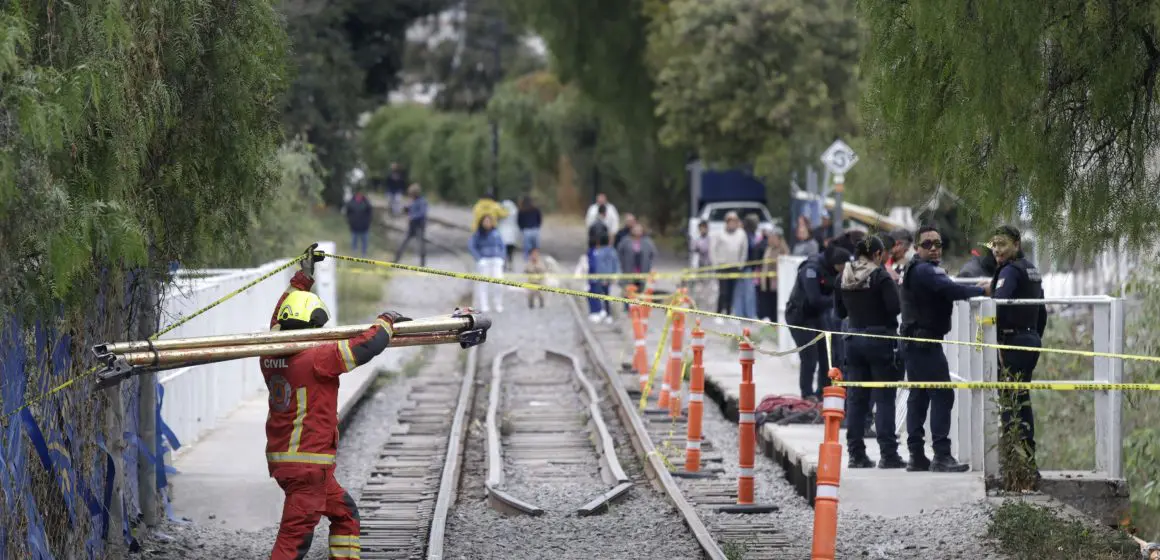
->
[584,193,619,234]
[709,211,749,324]
[498,198,520,271]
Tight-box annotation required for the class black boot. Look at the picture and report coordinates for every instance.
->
[848,452,874,468]
[878,453,907,469]
[906,453,930,472]
[931,454,970,473]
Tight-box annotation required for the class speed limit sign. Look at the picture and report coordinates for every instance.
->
[820,139,858,175]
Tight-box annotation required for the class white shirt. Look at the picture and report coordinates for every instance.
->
[497,200,519,244]
[585,203,620,234]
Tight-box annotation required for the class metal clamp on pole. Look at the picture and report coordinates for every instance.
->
[94,309,492,389]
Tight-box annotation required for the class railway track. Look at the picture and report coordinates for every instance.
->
[356,342,477,559]
[349,219,787,558]
[566,296,793,560]
[484,348,632,517]
[353,211,477,560]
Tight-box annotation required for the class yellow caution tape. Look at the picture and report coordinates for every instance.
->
[4,254,311,422]
[639,301,677,411]
[344,266,773,282]
[317,251,1160,366]
[154,254,309,339]
[682,257,778,274]
[833,381,1160,391]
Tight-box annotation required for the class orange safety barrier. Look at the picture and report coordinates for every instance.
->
[659,304,685,414]
[719,328,776,514]
[668,289,689,419]
[811,368,846,560]
[685,320,706,471]
[626,285,650,394]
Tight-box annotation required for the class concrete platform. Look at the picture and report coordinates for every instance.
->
[168,347,417,531]
[626,313,986,518]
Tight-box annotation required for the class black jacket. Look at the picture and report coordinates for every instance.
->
[517,208,542,229]
[835,260,900,331]
[345,195,373,232]
[785,254,837,325]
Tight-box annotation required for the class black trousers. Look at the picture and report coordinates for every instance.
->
[845,334,902,456]
[790,322,831,398]
[394,220,427,266]
[758,288,777,320]
[999,330,1041,455]
[717,278,736,314]
[903,339,954,457]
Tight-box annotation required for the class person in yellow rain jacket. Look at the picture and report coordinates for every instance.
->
[471,190,508,231]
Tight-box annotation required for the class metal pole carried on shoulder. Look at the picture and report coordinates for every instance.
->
[93,308,491,389]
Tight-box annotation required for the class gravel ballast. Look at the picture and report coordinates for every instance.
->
[496,353,609,508]
[442,293,703,560]
[687,395,1006,559]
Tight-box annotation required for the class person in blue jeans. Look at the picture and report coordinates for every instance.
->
[587,232,620,322]
[469,215,507,312]
[517,196,542,260]
[344,190,373,257]
[730,215,763,318]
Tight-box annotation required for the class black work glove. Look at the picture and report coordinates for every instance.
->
[377,310,412,329]
[299,243,326,278]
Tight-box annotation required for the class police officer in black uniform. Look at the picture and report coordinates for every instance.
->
[786,245,852,400]
[835,236,906,468]
[988,225,1047,471]
[900,225,991,472]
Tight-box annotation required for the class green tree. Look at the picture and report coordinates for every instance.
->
[498,0,686,229]
[1,0,289,316]
[359,104,531,203]
[283,0,450,206]
[859,1,1160,255]
[401,0,545,113]
[0,1,288,555]
[227,139,328,267]
[651,0,860,167]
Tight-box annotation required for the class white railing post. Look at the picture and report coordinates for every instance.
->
[1093,298,1124,478]
[945,303,960,458]
[1093,301,1109,475]
[953,300,973,464]
[776,255,806,360]
[1108,298,1124,478]
[315,240,339,326]
[980,298,1000,478]
[968,300,985,472]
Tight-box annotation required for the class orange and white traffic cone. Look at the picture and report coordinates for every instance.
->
[811,368,846,560]
[672,319,717,479]
[719,328,777,514]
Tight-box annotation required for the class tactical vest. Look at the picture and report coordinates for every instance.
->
[991,258,1044,331]
[898,258,923,332]
[785,257,827,325]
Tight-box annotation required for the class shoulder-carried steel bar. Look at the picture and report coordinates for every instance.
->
[93,309,488,355]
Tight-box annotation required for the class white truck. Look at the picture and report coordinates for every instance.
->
[686,162,778,267]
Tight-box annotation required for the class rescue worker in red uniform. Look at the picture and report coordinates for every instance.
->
[264,246,410,560]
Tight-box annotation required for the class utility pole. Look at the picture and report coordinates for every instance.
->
[136,273,159,527]
[489,17,504,197]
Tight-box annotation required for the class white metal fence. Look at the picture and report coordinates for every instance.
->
[158,241,338,452]
[776,255,1125,478]
[939,296,1123,478]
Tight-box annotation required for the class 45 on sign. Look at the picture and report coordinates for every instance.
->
[820,139,859,176]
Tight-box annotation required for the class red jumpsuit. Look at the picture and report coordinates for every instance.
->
[263,271,392,560]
